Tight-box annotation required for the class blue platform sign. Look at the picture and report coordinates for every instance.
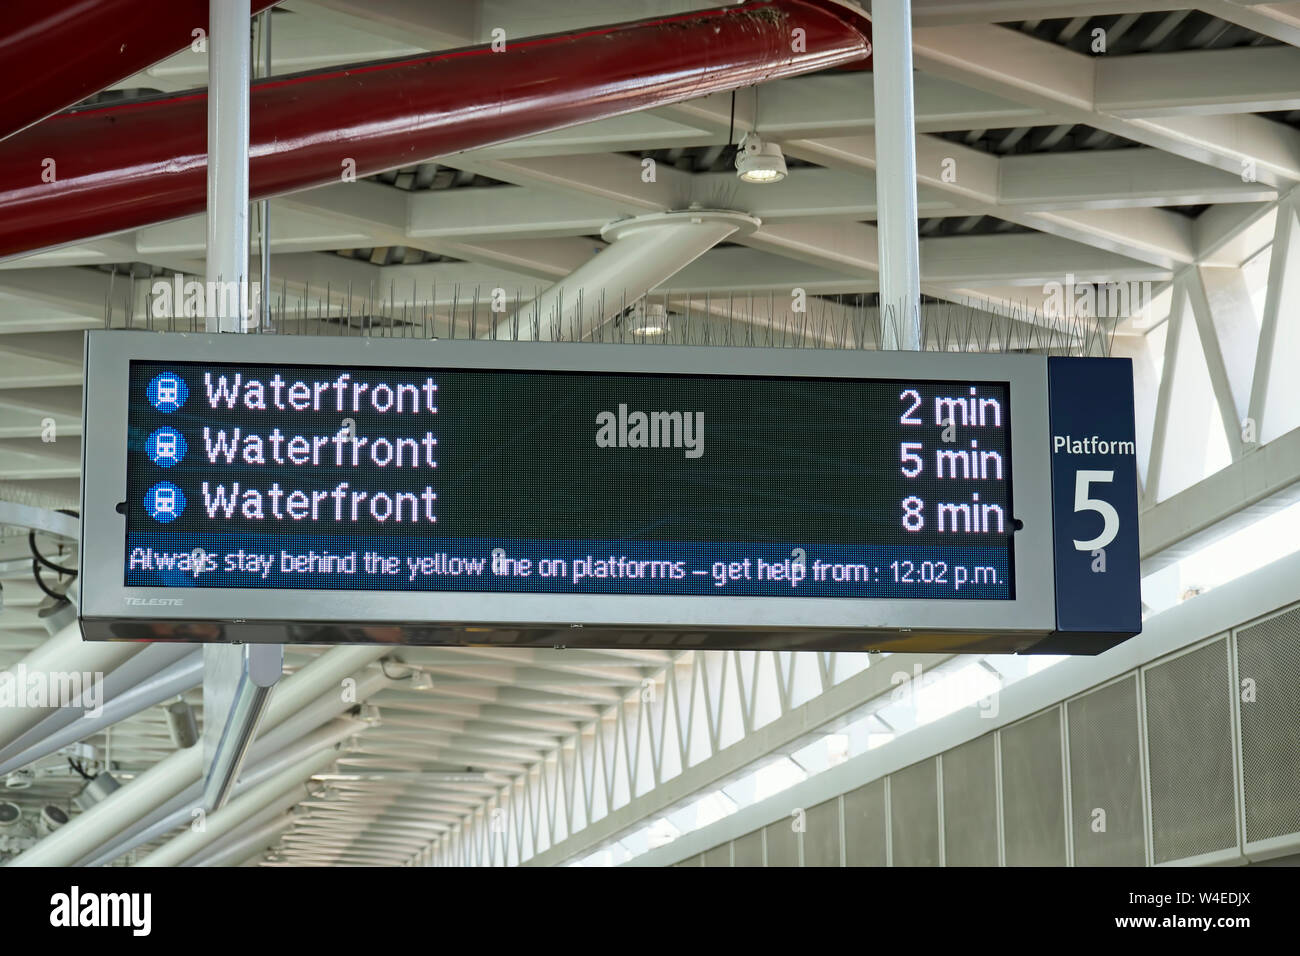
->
[1041,356,1142,652]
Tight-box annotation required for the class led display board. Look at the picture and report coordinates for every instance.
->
[80,332,1141,653]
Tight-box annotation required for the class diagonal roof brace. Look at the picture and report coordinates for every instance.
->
[501,209,761,341]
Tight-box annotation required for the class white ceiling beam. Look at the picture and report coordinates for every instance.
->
[911,23,1300,186]
[430,156,884,281]
[0,331,84,366]
[668,247,872,295]
[0,355,80,392]
[1096,46,1300,116]
[740,222,876,277]
[920,233,1171,286]
[654,72,1069,139]
[1196,196,1284,265]
[1193,265,1260,428]
[265,252,532,302]
[1123,112,1300,187]
[135,205,375,258]
[410,168,959,239]
[115,9,425,93]
[998,148,1276,209]
[378,696,584,733]
[1147,275,1222,501]
[408,187,618,241]
[654,84,1204,267]
[1014,207,1195,270]
[1140,424,1300,571]
[0,386,83,418]
[1247,193,1300,443]
[0,438,80,480]
[0,268,115,317]
[453,154,686,212]
[0,239,142,272]
[910,0,1185,25]
[445,148,1187,281]
[287,0,477,49]
[1185,267,1250,460]
[471,112,712,160]
[280,182,597,280]
[785,133,1199,267]
[1199,0,1300,48]
[0,293,100,335]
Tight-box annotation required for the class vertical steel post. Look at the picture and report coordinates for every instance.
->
[257,8,272,330]
[206,0,251,333]
[872,1,922,351]
[203,0,282,815]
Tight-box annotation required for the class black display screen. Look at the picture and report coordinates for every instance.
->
[123,360,1015,599]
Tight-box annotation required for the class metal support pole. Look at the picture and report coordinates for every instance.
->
[871,0,922,351]
[203,1,284,816]
[203,643,282,811]
[257,7,272,330]
[206,0,251,332]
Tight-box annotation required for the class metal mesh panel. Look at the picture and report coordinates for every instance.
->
[941,734,999,866]
[1068,676,1146,866]
[1000,708,1067,866]
[843,778,888,866]
[1144,638,1237,863]
[890,759,940,866]
[733,830,763,868]
[703,843,732,867]
[1235,606,1300,845]
[804,799,841,867]
[764,817,799,867]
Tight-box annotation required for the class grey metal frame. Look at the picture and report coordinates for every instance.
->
[80,330,1057,645]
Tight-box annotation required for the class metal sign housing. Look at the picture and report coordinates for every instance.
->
[79,330,1140,654]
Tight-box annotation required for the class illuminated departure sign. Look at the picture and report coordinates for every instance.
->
[80,333,1141,654]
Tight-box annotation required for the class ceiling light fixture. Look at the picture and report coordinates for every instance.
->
[631,302,671,336]
[735,131,787,184]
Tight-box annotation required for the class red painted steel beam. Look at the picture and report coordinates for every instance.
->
[0,0,279,144]
[0,0,872,261]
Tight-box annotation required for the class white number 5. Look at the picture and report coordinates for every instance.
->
[1073,470,1118,551]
